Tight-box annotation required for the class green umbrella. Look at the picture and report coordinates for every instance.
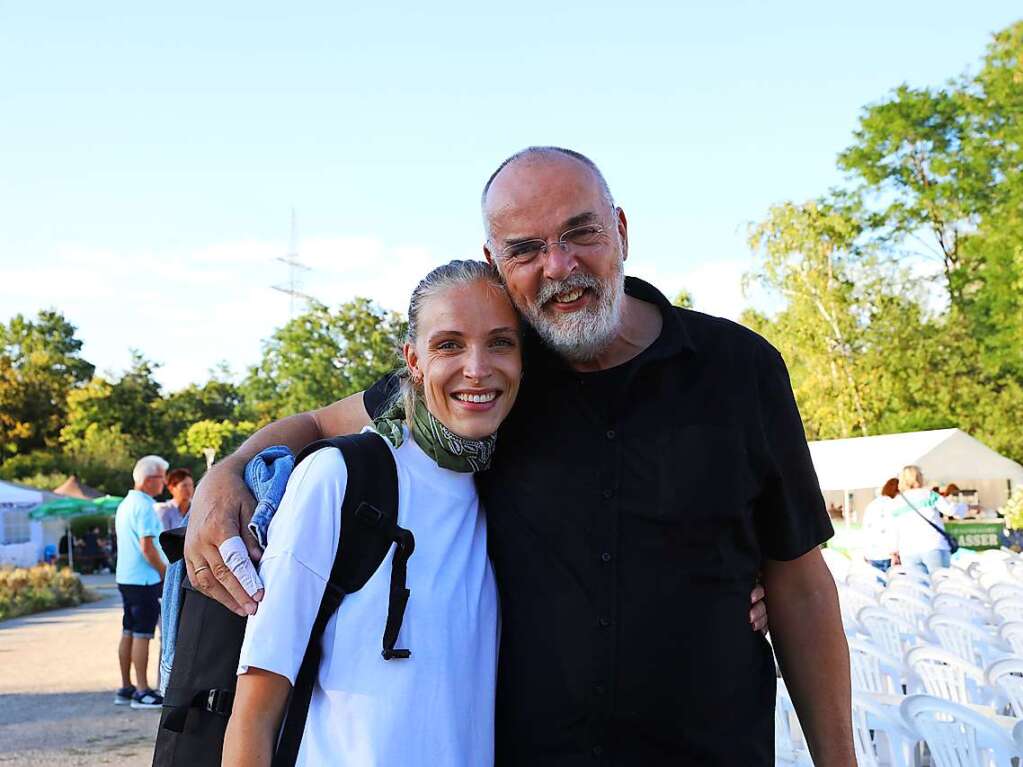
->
[29,497,98,520]
[91,495,125,514]
[30,497,99,572]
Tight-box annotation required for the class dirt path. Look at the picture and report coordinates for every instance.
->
[0,575,161,766]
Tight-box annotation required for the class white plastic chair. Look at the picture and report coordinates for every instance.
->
[886,576,934,603]
[887,564,932,586]
[933,566,973,585]
[986,657,1023,717]
[933,593,996,627]
[859,605,919,659]
[999,622,1023,656]
[880,591,933,634]
[936,579,991,604]
[821,547,851,582]
[848,638,904,694]
[992,597,1023,624]
[905,646,992,706]
[927,613,1008,668]
[848,570,886,597]
[851,692,917,767]
[900,694,1019,766]
[838,586,877,633]
[987,581,1023,604]
[775,680,813,765]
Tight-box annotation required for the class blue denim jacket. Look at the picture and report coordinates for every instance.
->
[245,444,295,548]
[159,445,296,693]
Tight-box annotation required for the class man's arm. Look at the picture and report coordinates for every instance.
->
[139,536,166,580]
[763,547,854,766]
[184,391,372,614]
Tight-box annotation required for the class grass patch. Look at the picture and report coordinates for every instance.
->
[0,564,93,621]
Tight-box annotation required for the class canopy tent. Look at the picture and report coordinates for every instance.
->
[28,495,123,570]
[53,475,103,500]
[0,480,62,566]
[808,428,1023,519]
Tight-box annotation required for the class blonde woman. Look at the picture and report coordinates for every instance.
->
[891,465,957,575]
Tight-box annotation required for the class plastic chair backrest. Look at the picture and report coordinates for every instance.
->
[993,597,1023,624]
[900,694,1019,767]
[859,605,916,658]
[905,646,989,706]
[821,548,851,581]
[932,593,994,627]
[887,565,932,586]
[935,579,990,603]
[987,581,1023,603]
[927,613,999,667]
[852,692,916,767]
[847,571,885,595]
[999,622,1023,656]
[880,591,932,631]
[848,638,901,694]
[986,658,1023,717]
[838,587,877,631]
[886,577,934,603]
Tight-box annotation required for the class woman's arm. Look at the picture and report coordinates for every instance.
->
[222,668,291,767]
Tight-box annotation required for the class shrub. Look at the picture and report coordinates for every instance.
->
[1003,488,1023,532]
[0,564,92,621]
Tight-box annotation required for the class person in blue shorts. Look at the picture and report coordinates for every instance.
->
[113,455,169,710]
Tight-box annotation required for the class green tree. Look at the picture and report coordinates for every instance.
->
[157,365,245,444]
[178,419,257,464]
[0,310,94,459]
[672,289,693,309]
[60,351,165,454]
[242,298,406,422]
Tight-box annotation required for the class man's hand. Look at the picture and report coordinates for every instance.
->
[185,460,261,616]
[749,583,768,633]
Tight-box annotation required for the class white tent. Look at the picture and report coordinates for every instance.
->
[808,428,1023,519]
[0,479,63,567]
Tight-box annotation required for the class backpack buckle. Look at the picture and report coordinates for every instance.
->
[355,502,383,526]
[205,688,234,717]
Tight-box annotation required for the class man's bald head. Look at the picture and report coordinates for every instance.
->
[480,147,615,231]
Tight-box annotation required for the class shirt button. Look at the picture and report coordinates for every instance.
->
[601,488,615,500]
[601,552,613,563]
[591,745,604,758]
[605,429,616,440]
[598,616,611,628]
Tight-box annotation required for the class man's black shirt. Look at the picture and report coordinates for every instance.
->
[366,276,832,766]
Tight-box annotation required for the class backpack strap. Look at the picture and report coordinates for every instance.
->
[272,431,412,767]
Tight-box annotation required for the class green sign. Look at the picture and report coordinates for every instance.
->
[945,520,1004,551]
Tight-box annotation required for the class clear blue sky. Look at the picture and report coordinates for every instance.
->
[1,2,1019,390]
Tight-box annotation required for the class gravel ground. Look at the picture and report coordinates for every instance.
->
[0,574,161,766]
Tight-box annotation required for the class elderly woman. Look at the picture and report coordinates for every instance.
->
[891,465,957,575]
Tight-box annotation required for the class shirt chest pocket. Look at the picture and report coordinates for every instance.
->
[623,422,754,542]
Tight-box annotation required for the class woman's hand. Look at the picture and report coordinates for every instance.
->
[749,583,768,633]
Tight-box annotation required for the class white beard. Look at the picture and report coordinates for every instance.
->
[523,257,625,362]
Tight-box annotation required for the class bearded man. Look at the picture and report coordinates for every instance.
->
[186,147,853,765]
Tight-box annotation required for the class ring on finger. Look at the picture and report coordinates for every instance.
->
[193,565,210,575]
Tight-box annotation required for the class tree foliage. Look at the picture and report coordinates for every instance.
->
[748,20,1023,462]
[241,298,405,422]
[0,311,94,458]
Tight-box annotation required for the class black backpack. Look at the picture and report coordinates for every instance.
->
[153,432,416,767]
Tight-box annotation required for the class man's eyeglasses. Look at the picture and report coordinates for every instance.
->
[498,223,607,265]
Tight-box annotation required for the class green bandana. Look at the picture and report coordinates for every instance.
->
[372,397,496,474]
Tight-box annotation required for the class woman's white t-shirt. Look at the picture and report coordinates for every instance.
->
[237,428,499,766]
[891,488,955,557]
[861,495,895,560]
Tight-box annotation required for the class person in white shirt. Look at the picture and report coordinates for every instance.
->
[223,260,518,767]
[891,465,957,575]
[861,477,899,573]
